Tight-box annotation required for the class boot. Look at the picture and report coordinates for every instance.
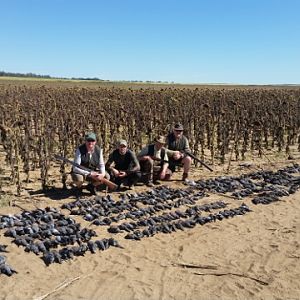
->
[164,174,171,181]
[146,181,154,187]
[86,183,97,195]
[182,173,189,181]
[128,185,135,191]
[75,187,82,198]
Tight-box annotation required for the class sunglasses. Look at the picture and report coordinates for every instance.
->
[119,145,127,148]
[86,139,96,142]
[174,129,183,132]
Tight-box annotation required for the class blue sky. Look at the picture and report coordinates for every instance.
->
[1,0,299,84]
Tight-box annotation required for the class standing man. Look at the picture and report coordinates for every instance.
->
[138,135,171,187]
[71,132,108,195]
[105,139,141,189]
[166,123,192,181]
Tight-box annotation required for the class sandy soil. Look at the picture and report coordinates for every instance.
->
[0,149,299,300]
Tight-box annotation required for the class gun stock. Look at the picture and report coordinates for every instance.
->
[54,154,118,191]
[100,177,118,191]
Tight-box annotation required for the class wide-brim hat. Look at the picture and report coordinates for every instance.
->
[174,123,184,131]
[155,135,166,144]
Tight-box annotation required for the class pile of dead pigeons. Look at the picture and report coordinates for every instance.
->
[0,244,17,276]
[62,186,207,225]
[0,164,299,271]
[61,186,251,241]
[0,207,123,267]
[123,203,251,240]
[189,163,300,205]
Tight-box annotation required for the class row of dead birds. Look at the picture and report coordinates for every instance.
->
[91,191,208,226]
[122,203,251,240]
[247,166,300,204]
[55,164,300,243]
[61,186,206,224]
[107,200,228,234]
[0,207,123,266]
[42,237,123,266]
[186,163,300,204]
[60,187,252,242]
[0,244,17,276]
[60,164,300,229]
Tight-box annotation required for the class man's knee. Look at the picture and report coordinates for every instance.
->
[141,157,154,168]
[134,171,142,181]
[131,171,142,183]
[183,156,192,164]
[104,171,110,181]
[71,173,84,187]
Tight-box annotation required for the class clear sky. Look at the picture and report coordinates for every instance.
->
[1,0,299,84]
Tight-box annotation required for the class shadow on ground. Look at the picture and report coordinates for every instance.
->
[26,185,115,200]
[27,186,78,201]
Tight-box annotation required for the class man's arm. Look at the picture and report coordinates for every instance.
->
[165,135,180,159]
[137,146,150,161]
[98,149,105,176]
[182,136,191,153]
[168,137,191,160]
[128,151,141,172]
[162,148,169,162]
[105,152,120,176]
[73,149,90,176]
[166,148,177,158]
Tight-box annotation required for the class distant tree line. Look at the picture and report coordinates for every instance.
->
[0,71,172,84]
[0,71,104,81]
[0,71,52,79]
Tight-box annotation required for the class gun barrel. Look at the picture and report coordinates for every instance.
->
[183,151,213,172]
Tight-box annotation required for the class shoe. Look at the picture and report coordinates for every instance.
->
[182,173,189,181]
[146,182,154,187]
[115,185,126,192]
[153,180,160,185]
[75,187,82,198]
[164,174,171,181]
[86,183,97,195]
[128,185,135,190]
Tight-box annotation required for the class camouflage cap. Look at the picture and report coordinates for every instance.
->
[85,132,96,141]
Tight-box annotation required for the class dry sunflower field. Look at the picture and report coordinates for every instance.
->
[0,81,299,192]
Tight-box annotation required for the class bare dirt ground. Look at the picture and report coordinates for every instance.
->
[0,147,299,300]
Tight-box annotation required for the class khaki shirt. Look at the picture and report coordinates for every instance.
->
[166,133,191,158]
[138,144,168,166]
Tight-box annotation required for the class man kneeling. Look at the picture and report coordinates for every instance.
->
[105,139,141,190]
[138,135,172,187]
[71,132,110,195]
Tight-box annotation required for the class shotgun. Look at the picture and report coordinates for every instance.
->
[181,150,213,172]
[54,154,118,191]
[138,156,169,164]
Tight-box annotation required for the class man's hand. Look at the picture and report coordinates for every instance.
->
[111,168,120,177]
[160,170,166,180]
[90,172,104,180]
[173,151,183,160]
[118,171,127,178]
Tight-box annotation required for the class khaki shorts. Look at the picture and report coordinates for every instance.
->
[71,173,89,184]
[71,172,110,184]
